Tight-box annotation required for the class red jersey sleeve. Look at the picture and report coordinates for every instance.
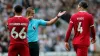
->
[90,15,94,27]
[65,15,74,42]
[7,18,10,29]
[90,15,96,40]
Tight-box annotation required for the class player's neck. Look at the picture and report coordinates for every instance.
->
[79,9,87,12]
[15,14,22,16]
[15,13,22,16]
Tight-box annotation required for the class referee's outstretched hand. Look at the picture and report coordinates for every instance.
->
[57,11,66,17]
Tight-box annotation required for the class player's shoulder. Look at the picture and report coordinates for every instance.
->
[87,13,93,17]
[71,13,77,18]
[72,11,82,16]
[19,16,29,21]
[78,11,93,17]
[7,17,14,21]
[85,12,93,18]
[71,13,76,16]
[20,16,28,19]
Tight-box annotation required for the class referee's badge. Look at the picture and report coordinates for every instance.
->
[33,26,36,30]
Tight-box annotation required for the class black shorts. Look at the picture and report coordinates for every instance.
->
[28,42,39,56]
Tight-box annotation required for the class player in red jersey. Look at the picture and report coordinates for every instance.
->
[65,1,96,56]
[7,5,30,56]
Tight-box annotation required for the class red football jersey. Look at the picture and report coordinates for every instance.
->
[7,16,29,45]
[65,11,95,46]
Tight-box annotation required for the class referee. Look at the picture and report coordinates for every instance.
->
[26,7,66,56]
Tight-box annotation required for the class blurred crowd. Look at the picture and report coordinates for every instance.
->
[0,0,100,53]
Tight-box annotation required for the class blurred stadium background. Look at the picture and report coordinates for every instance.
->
[0,0,100,56]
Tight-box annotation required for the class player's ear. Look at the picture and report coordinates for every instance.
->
[78,5,81,8]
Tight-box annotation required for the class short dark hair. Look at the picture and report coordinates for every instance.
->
[14,5,23,13]
[79,1,88,9]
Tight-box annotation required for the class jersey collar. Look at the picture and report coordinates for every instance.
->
[79,11,87,12]
[14,15,22,17]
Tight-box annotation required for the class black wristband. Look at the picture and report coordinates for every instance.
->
[57,16,60,18]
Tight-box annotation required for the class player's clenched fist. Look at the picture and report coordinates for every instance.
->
[65,42,70,51]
